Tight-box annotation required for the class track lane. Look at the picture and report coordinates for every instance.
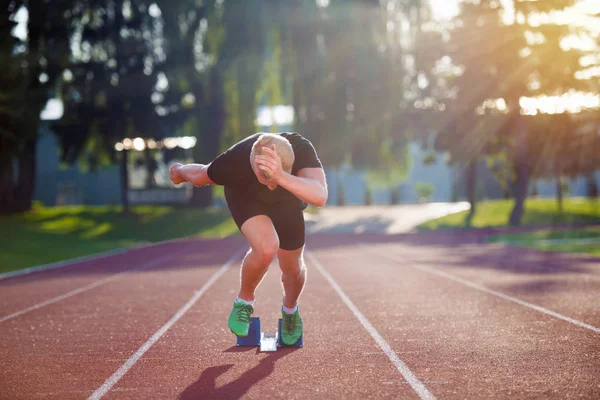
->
[103,248,424,399]
[368,243,600,330]
[0,238,244,399]
[0,241,197,318]
[308,237,600,399]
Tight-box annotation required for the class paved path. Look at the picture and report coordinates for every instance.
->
[304,203,470,234]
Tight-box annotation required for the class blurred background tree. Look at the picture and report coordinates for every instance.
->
[1,0,599,217]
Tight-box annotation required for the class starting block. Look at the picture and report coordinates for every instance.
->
[236,317,304,352]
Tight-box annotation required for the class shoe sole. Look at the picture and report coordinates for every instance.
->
[229,328,249,338]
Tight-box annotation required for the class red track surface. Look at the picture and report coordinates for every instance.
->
[1,232,598,399]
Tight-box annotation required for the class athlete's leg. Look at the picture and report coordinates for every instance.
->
[269,205,306,307]
[237,215,279,301]
[277,246,307,309]
[269,205,305,345]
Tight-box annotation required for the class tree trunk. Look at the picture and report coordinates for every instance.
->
[14,139,37,213]
[556,175,563,213]
[465,159,477,225]
[120,149,130,213]
[390,187,399,205]
[509,117,529,227]
[190,68,225,208]
[144,148,156,189]
[586,173,598,199]
[0,159,15,214]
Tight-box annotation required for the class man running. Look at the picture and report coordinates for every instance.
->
[169,132,327,345]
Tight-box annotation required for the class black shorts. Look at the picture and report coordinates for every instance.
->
[224,187,306,251]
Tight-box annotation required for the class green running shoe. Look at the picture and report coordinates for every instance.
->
[281,306,303,346]
[228,300,254,337]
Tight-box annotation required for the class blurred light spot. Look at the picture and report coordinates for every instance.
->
[519,47,532,58]
[39,73,49,83]
[256,105,294,127]
[164,138,178,149]
[156,72,168,92]
[182,93,196,108]
[151,93,163,104]
[133,137,145,151]
[417,73,429,89]
[579,55,598,67]
[496,98,507,111]
[123,0,132,20]
[123,138,132,149]
[179,136,197,149]
[520,91,600,115]
[149,3,161,18]
[576,66,600,80]
[429,0,459,20]
[561,34,595,51]
[40,99,64,121]
[156,106,168,116]
[11,6,28,41]
[528,80,541,91]
[147,139,157,149]
[115,143,124,151]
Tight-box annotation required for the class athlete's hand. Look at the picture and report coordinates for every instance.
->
[255,145,283,183]
[169,163,185,185]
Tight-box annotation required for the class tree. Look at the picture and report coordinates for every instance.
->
[432,0,510,221]
[415,182,434,202]
[496,0,583,225]
[53,0,163,213]
[0,1,71,214]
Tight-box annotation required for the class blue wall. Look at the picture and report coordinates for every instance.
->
[34,124,122,206]
[34,124,599,208]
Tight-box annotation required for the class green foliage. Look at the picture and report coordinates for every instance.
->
[487,227,600,257]
[415,182,434,201]
[0,204,238,273]
[418,198,600,230]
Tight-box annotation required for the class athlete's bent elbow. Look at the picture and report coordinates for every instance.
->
[313,191,328,207]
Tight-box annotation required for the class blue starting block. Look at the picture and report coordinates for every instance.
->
[235,317,303,351]
[236,317,262,347]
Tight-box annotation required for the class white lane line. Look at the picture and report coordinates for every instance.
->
[306,251,437,400]
[87,247,246,400]
[365,247,600,335]
[0,248,130,282]
[0,247,196,323]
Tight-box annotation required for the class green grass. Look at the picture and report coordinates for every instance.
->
[0,204,239,274]
[418,197,600,230]
[487,227,600,257]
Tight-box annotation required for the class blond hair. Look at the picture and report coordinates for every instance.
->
[251,133,295,174]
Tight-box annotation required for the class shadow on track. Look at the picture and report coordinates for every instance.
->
[179,347,299,400]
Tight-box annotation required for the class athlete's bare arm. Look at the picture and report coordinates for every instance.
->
[254,146,327,207]
[170,163,215,187]
[279,167,328,207]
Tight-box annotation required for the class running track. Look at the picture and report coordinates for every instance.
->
[1,232,599,399]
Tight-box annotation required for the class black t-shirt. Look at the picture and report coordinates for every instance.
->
[207,132,323,205]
